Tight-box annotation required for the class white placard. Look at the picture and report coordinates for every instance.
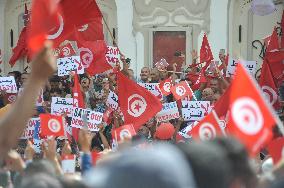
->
[21,118,40,139]
[0,76,17,93]
[156,102,180,122]
[181,101,212,122]
[57,56,84,76]
[226,59,257,77]
[106,46,120,67]
[138,83,163,99]
[62,155,76,174]
[71,107,103,132]
[51,97,74,117]
[106,91,118,110]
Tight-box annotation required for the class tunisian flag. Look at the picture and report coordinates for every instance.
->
[171,81,194,101]
[117,72,162,131]
[227,63,278,156]
[200,33,213,63]
[265,51,284,80]
[266,28,279,52]
[40,114,65,137]
[191,112,223,141]
[158,77,173,96]
[28,0,60,56]
[259,60,280,110]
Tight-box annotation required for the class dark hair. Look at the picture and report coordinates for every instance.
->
[50,75,61,83]
[178,142,232,188]
[24,160,56,177]
[50,88,62,95]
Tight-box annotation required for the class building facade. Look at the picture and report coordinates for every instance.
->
[0,0,283,77]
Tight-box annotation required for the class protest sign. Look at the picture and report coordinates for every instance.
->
[181,101,212,122]
[226,59,257,77]
[71,107,103,132]
[21,118,40,139]
[138,83,163,100]
[57,56,84,76]
[106,46,120,67]
[106,91,118,110]
[61,155,76,174]
[0,76,17,93]
[156,102,180,122]
[51,97,74,117]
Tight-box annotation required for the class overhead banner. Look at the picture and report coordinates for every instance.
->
[156,102,180,122]
[0,76,17,93]
[71,107,103,132]
[51,97,74,117]
[182,101,212,122]
[57,56,84,76]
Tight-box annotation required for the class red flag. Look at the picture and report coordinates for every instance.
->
[40,114,65,137]
[48,0,103,47]
[191,112,223,141]
[266,28,279,52]
[28,0,60,56]
[103,107,113,125]
[191,69,207,90]
[281,10,284,49]
[200,33,213,63]
[267,137,284,164]
[77,39,112,76]
[9,27,28,67]
[111,124,136,142]
[265,51,284,80]
[227,63,277,156]
[259,60,280,110]
[58,43,76,58]
[170,81,194,101]
[117,72,162,130]
[158,77,173,96]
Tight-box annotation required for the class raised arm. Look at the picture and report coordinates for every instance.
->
[0,42,56,158]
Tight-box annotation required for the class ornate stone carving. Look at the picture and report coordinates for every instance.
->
[132,0,211,32]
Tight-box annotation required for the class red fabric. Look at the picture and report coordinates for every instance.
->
[267,137,284,164]
[103,108,113,125]
[200,33,213,63]
[155,123,175,140]
[72,74,85,141]
[281,10,284,49]
[191,112,223,141]
[58,43,76,58]
[259,60,280,110]
[76,39,111,76]
[265,51,284,80]
[40,114,65,137]
[111,124,136,142]
[28,0,59,56]
[69,18,104,41]
[117,72,162,131]
[158,77,173,96]
[170,81,194,101]
[227,64,275,156]
[266,28,279,52]
[191,69,207,90]
[9,27,28,67]
[50,0,103,47]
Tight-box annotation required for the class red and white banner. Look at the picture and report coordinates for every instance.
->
[111,124,136,142]
[40,114,65,137]
[106,46,120,67]
[61,154,76,174]
[158,77,173,96]
[171,81,194,101]
[156,102,180,122]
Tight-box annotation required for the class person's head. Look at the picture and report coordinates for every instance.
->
[80,76,91,91]
[159,69,168,80]
[202,88,214,101]
[178,142,232,188]
[21,72,29,86]
[137,125,150,139]
[140,67,150,82]
[210,78,220,93]
[50,88,62,98]
[84,144,197,188]
[150,68,160,82]
[20,173,62,188]
[50,76,61,90]
[102,78,110,91]
[24,160,57,177]
[211,137,257,188]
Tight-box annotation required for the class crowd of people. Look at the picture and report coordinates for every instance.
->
[0,39,283,188]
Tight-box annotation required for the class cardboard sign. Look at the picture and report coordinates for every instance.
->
[71,107,103,132]
[156,102,180,122]
[57,56,84,76]
[21,118,40,139]
[106,46,120,67]
[0,76,17,93]
[226,59,257,77]
[182,101,211,122]
[106,91,118,110]
[61,155,76,174]
[138,83,163,99]
[51,97,74,117]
